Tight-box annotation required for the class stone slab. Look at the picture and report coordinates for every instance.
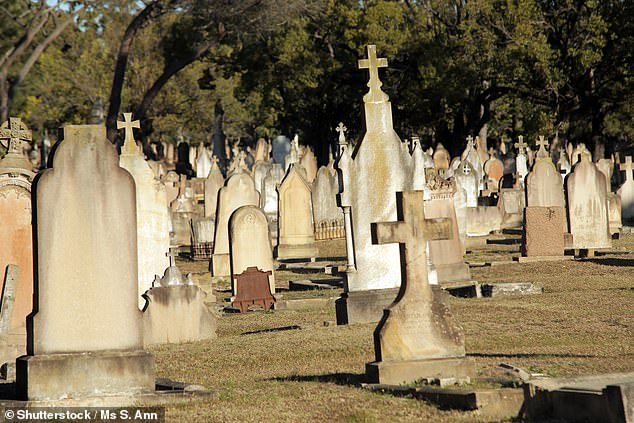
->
[274,297,336,310]
[16,350,154,401]
[524,372,634,422]
[523,206,564,257]
[275,243,318,260]
[363,383,524,419]
[481,283,543,297]
[335,287,400,325]
[514,255,573,263]
[365,356,475,385]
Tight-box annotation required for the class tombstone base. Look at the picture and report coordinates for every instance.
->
[434,263,471,284]
[365,356,475,385]
[335,288,400,325]
[275,243,318,260]
[210,253,230,277]
[515,255,572,263]
[16,350,154,401]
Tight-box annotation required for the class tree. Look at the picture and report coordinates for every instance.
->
[0,0,87,122]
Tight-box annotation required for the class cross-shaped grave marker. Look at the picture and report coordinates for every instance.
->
[620,156,633,183]
[117,113,140,154]
[536,135,549,159]
[466,135,474,151]
[0,117,32,155]
[166,248,178,268]
[358,45,389,103]
[515,135,528,155]
[372,191,453,299]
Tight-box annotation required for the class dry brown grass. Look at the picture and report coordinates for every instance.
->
[148,235,634,422]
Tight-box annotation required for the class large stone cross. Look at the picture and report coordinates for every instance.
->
[117,113,140,154]
[166,248,178,267]
[620,156,633,182]
[466,135,474,151]
[514,135,528,155]
[372,191,453,297]
[358,45,389,103]
[336,122,347,143]
[0,117,32,154]
[536,135,549,159]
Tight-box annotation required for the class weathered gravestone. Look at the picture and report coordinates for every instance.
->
[230,205,275,296]
[312,166,345,240]
[17,125,154,401]
[617,156,634,221]
[566,152,612,250]
[454,160,478,207]
[253,160,272,195]
[433,143,451,174]
[498,174,526,229]
[522,136,566,258]
[597,158,622,236]
[143,257,216,346]
[425,176,471,285]
[170,175,196,247]
[277,164,318,259]
[272,135,291,165]
[461,136,484,191]
[118,114,170,308]
[0,117,35,367]
[300,147,318,184]
[515,136,529,183]
[196,145,212,179]
[211,171,259,277]
[366,191,474,385]
[336,46,416,324]
[254,138,270,163]
[484,148,504,190]
[163,170,180,206]
[204,156,224,218]
[232,267,275,313]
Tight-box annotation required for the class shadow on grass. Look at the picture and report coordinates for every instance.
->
[469,352,594,358]
[266,372,366,387]
[486,238,522,245]
[582,258,634,267]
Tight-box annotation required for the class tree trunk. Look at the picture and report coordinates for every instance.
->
[106,1,163,142]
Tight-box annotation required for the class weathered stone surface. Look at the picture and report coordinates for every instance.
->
[454,160,479,207]
[252,160,272,195]
[277,164,317,259]
[204,158,224,218]
[300,147,318,183]
[617,156,634,221]
[143,285,217,345]
[608,192,623,236]
[17,125,153,400]
[433,143,451,173]
[312,166,344,240]
[211,171,259,276]
[498,187,525,229]
[366,191,473,384]
[119,116,170,307]
[232,267,276,312]
[523,207,565,257]
[567,156,611,249]
[230,205,275,295]
[466,206,502,236]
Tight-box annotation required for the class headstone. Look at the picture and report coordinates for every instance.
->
[272,135,291,165]
[163,170,180,206]
[0,118,35,366]
[142,263,216,345]
[526,137,565,208]
[17,125,154,401]
[165,143,175,166]
[365,191,474,385]
[617,157,634,221]
[204,157,224,218]
[254,138,270,162]
[454,160,478,207]
[433,143,451,176]
[567,153,611,249]
[175,141,193,176]
[211,172,260,277]
[336,46,416,324]
[522,207,565,257]
[312,166,345,240]
[300,147,318,184]
[230,206,275,295]
[190,216,214,259]
[484,148,504,188]
[277,164,318,259]
[118,113,170,308]
[253,160,272,195]
[262,164,285,223]
[461,136,484,190]
[515,136,529,183]
[284,135,301,171]
[231,267,275,313]
[196,145,212,178]
[425,176,471,285]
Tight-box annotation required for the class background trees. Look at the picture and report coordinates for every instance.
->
[3,0,634,162]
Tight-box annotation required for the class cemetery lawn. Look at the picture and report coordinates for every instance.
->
[150,236,634,422]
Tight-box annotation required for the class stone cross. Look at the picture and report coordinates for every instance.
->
[372,191,453,297]
[166,248,178,267]
[358,45,389,103]
[515,136,528,155]
[620,156,633,182]
[211,155,219,169]
[466,135,474,151]
[336,122,347,143]
[536,135,549,158]
[117,113,140,153]
[513,172,523,189]
[0,117,32,154]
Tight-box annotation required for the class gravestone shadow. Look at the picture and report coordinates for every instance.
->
[584,257,634,267]
[266,372,366,387]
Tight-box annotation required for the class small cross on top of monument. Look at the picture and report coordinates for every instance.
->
[336,122,347,145]
[515,136,528,155]
[117,113,140,155]
[536,135,549,159]
[0,117,32,155]
[466,135,475,151]
[358,45,389,103]
[620,156,633,182]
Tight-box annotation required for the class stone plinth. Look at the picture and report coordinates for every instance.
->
[16,351,154,401]
[366,356,475,385]
[335,288,399,325]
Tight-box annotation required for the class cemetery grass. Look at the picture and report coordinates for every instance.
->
[149,236,634,422]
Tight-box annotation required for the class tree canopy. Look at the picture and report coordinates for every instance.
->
[3,0,634,161]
